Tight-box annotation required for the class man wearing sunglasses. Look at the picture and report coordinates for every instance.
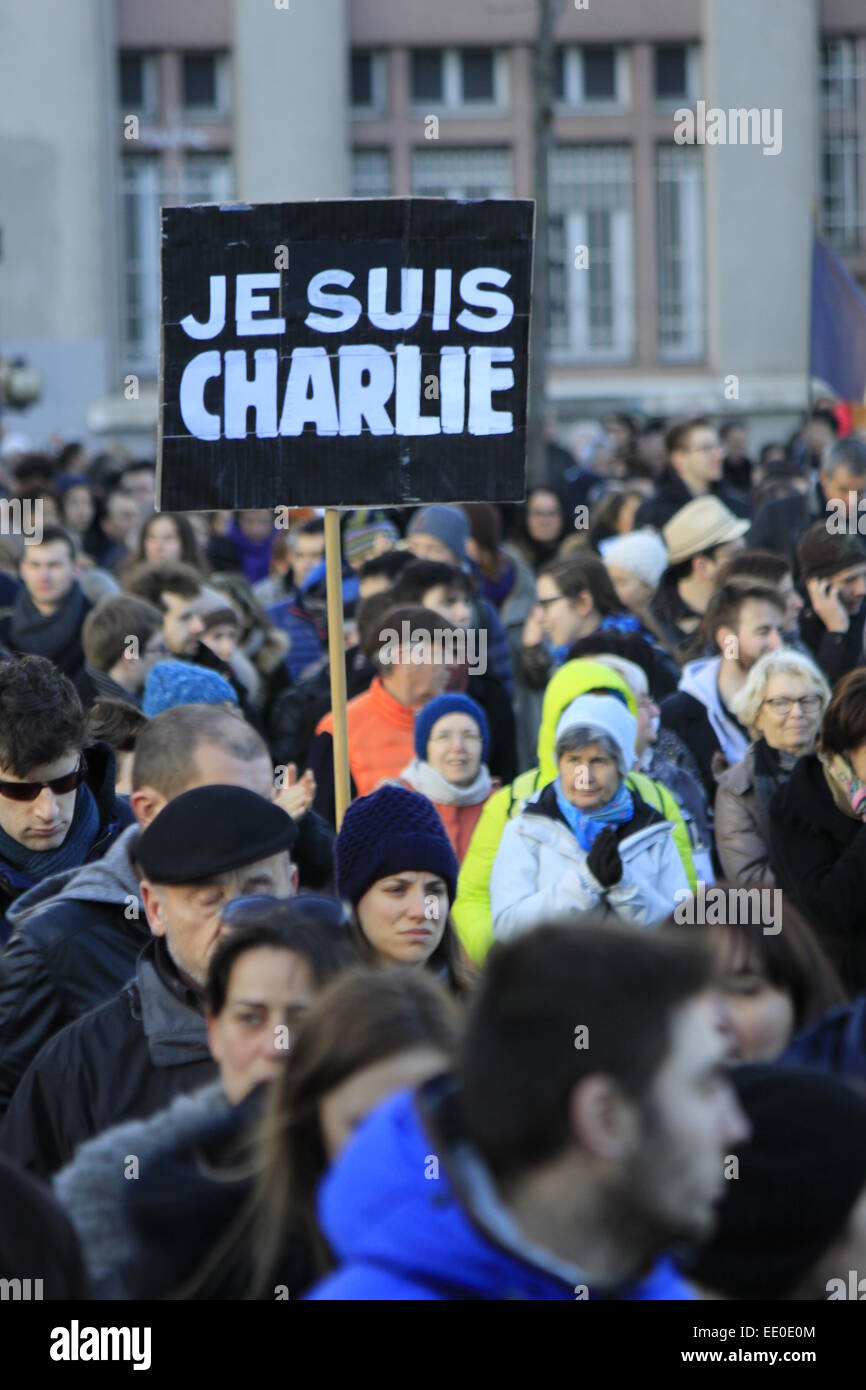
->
[0,703,334,1121]
[0,655,133,949]
[0,785,298,1180]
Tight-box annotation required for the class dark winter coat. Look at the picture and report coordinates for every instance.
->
[634,467,749,531]
[0,1156,89,1298]
[0,741,133,947]
[747,491,816,567]
[0,822,147,1115]
[797,594,866,686]
[268,645,376,771]
[769,754,866,992]
[0,936,217,1179]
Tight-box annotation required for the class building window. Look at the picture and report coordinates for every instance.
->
[410,48,508,113]
[351,148,391,198]
[460,48,495,103]
[654,43,700,106]
[181,52,231,117]
[351,50,388,117]
[120,156,164,372]
[583,47,616,101]
[555,46,629,110]
[410,146,513,199]
[411,50,444,103]
[118,52,159,121]
[120,152,233,373]
[819,37,863,252]
[548,146,635,362]
[657,144,706,362]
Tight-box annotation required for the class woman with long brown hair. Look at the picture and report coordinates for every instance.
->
[334,784,475,995]
[122,966,460,1298]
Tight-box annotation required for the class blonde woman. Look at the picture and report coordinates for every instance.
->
[714,649,830,887]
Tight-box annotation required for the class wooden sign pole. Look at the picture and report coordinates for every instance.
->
[324,508,351,829]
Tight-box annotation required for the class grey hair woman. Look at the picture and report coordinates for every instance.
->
[715,649,830,887]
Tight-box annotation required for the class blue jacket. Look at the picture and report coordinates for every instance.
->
[782,998,866,1084]
[307,1079,696,1300]
[266,598,324,682]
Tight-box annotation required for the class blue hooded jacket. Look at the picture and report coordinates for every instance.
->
[307,1080,696,1301]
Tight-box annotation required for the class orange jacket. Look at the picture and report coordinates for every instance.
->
[316,677,416,797]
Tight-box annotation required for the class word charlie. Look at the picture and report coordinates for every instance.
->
[178,268,517,442]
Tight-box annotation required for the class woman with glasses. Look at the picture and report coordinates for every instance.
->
[397,694,498,863]
[715,650,829,889]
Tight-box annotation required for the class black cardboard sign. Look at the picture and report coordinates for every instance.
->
[157,198,534,511]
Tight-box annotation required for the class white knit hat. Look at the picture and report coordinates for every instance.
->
[600,530,669,590]
[554,693,637,773]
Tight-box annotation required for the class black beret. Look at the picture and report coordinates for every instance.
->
[137,785,297,885]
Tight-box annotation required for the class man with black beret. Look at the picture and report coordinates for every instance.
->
[0,786,297,1180]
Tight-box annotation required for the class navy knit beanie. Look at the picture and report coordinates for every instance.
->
[335,785,459,908]
[414,692,490,764]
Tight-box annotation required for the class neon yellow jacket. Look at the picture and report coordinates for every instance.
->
[452,659,697,963]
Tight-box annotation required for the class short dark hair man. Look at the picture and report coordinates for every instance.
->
[0,656,132,946]
[123,562,206,659]
[0,526,92,693]
[0,785,298,1179]
[308,922,749,1300]
[635,418,750,531]
[80,594,164,706]
[795,522,866,685]
[0,702,335,1115]
[393,559,518,783]
[308,604,452,823]
[660,580,786,802]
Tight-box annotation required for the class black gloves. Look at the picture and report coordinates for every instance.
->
[586,827,623,888]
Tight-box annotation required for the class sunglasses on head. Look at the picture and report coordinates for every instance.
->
[0,754,88,803]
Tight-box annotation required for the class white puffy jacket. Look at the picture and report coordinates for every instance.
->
[490,783,690,941]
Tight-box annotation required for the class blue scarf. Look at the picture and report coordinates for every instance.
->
[0,783,100,882]
[553,776,634,852]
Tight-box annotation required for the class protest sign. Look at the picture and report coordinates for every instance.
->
[158,197,534,511]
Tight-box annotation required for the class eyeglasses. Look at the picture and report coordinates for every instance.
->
[760,695,823,717]
[218,892,352,931]
[0,754,87,803]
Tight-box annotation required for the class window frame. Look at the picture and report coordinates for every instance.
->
[181,51,232,121]
[554,45,630,112]
[409,47,508,116]
[118,51,160,123]
[350,50,388,119]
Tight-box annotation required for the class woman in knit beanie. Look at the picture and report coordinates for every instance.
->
[334,784,472,994]
[399,693,499,863]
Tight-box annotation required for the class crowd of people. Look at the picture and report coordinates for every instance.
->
[1,408,866,1301]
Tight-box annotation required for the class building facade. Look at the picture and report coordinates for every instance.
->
[1,0,865,448]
